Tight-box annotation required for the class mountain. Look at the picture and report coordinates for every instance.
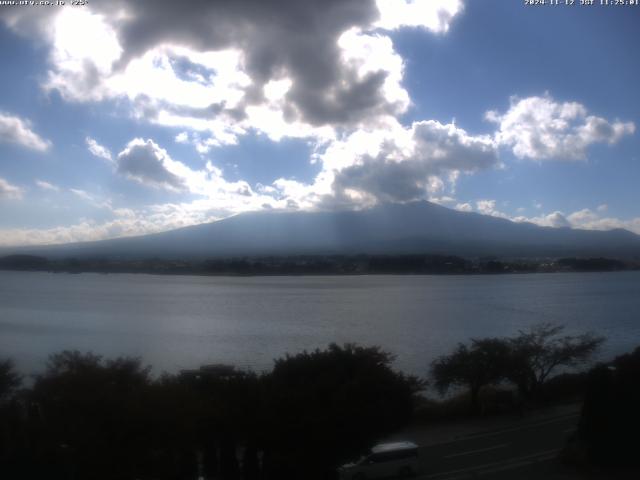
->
[5,201,640,259]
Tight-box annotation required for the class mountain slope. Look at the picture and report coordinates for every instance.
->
[7,201,640,259]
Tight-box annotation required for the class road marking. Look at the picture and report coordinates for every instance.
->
[441,451,559,480]
[471,451,558,478]
[440,413,579,443]
[421,448,560,479]
[443,443,509,459]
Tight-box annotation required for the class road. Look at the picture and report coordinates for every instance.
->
[412,411,579,479]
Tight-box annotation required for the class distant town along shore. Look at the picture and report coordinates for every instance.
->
[0,253,637,276]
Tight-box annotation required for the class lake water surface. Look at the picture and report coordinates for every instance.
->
[1,271,639,377]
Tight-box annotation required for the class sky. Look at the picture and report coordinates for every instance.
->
[0,0,638,246]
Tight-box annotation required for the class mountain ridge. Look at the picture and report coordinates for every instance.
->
[3,201,640,260]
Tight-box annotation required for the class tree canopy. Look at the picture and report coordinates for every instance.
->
[1,344,421,480]
[506,323,604,398]
[431,338,511,413]
[430,323,605,411]
[263,343,423,479]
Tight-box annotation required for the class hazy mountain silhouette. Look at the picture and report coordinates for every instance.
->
[7,201,640,259]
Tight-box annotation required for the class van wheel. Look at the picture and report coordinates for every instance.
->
[398,466,414,478]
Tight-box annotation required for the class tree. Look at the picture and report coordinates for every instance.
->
[262,343,423,480]
[29,351,154,479]
[431,338,511,413]
[0,358,21,404]
[174,364,262,480]
[506,323,604,400]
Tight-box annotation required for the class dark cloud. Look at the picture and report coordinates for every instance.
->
[332,121,498,203]
[116,139,186,191]
[334,158,429,203]
[87,0,400,126]
[412,121,497,171]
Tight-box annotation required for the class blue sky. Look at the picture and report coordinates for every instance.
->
[0,0,638,245]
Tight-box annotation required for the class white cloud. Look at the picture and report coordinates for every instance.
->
[86,137,113,162]
[35,180,60,192]
[62,187,113,211]
[514,211,571,229]
[175,132,189,143]
[452,199,640,236]
[544,211,571,228]
[0,177,23,200]
[0,197,220,246]
[535,208,640,234]
[115,137,307,212]
[45,8,123,102]
[567,208,600,225]
[487,94,635,160]
[0,112,50,151]
[499,205,640,235]
[473,200,572,229]
[0,217,167,247]
[69,188,94,202]
[455,202,473,212]
[479,202,587,230]
[375,0,463,33]
[568,212,640,234]
[475,199,509,219]
[475,199,496,215]
[0,191,285,247]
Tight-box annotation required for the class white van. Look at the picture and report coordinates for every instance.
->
[338,441,420,479]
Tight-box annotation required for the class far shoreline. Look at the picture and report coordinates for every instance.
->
[1,252,638,278]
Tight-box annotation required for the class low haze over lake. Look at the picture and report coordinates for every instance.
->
[2,270,638,377]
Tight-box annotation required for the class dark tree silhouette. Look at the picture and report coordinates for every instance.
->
[173,364,262,480]
[431,338,511,413]
[506,323,604,400]
[431,324,604,413]
[0,358,21,404]
[262,343,423,480]
[0,358,23,476]
[28,351,154,480]
[1,346,424,480]
[577,346,640,467]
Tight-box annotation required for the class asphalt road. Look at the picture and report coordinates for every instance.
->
[414,412,579,479]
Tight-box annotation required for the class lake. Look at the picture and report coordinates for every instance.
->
[1,270,639,378]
